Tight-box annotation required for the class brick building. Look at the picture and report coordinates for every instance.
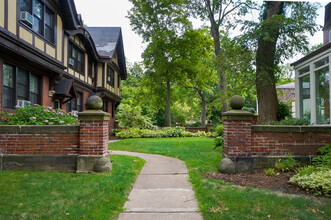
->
[0,0,127,130]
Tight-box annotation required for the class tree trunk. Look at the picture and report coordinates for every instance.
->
[256,1,284,124]
[205,0,228,113]
[166,79,171,127]
[198,90,207,128]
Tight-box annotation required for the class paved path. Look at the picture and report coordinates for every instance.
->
[111,150,203,220]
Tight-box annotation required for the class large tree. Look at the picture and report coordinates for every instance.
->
[242,1,319,123]
[189,0,255,113]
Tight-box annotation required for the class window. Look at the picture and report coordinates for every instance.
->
[67,92,83,113]
[2,63,41,109]
[102,100,108,112]
[107,65,115,87]
[68,42,85,74]
[20,0,54,43]
[88,58,93,77]
[299,74,311,123]
[315,67,330,124]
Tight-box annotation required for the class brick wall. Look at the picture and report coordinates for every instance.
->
[0,126,79,155]
[323,27,331,45]
[223,118,331,157]
[79,120,109,156]
[251,127,331,156]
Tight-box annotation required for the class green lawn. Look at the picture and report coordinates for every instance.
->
[110,137,331,220]
[0,155,145,220]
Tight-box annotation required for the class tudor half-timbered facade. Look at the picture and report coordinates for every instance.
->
[0,0,127,129]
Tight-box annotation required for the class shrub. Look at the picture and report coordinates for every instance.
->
[274,154,297,172]
[295,166,315,176]
[214,136,224,151]
[116,104,154,129]
[111,129,122,136]
[264,118,310,125]
[277,102,291,121]
[290,168,331,196]
[313,145,331,168]
[0,104,78,125]
[114,127,216,139]
[264,168,278,177]
[215,124,223,136]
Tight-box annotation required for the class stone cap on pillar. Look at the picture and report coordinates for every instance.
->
[223,95,255,121]
[78,95,111,121]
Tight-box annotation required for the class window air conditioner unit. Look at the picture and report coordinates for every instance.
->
[69,58,75,66]
[20,11,33,26]
[17,100,31,107]
[72,111,78,117]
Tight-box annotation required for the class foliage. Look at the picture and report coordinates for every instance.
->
[290,146,331,196]
[264,168,278,177]
[277,101,292,121]
[0,155,145,219]
[0,104,78,125]
[215,124,224,136]
[115,127,217,139]
[313,145,331,168]
[110,138,331,219]
[295,166,315,177]
[116,103,154,129]
[263,118,310,125]
[290,168,331,196]
[274,154,297,172]
[214,136,224,151]
[111,129,122,136]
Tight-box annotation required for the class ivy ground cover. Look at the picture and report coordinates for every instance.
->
[110,137,331,220]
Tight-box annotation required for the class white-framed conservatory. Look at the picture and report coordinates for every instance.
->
[293,45,331,125]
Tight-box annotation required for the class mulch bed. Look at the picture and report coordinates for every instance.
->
[204,169,317,197]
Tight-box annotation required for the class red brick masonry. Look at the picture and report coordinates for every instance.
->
[0,126,79,155]
[224,120,331,157]
[0,122,110,157]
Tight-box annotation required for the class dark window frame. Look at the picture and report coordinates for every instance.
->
[88,58,93,77]
[117,73,120,89]
[107,65,114,87]
[19,0,55,43]
[2,63,41,109]
[68,40,85,75]
[67,92,83,113]
[102,100,108,112]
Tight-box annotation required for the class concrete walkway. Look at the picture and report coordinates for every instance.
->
[111,150,203,220]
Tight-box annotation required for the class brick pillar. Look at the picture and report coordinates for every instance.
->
[223,114,254,157]
[77,95,112,173]
[219,95,255,173]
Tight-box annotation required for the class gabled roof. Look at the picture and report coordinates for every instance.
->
[86,27,127,79]
[54,79,78,98]
[59,0,83,30]
[276,82,295,89]
[85,27,121,57]
[291,43,331,67]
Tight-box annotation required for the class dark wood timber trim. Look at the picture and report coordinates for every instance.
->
[102,63,105,88]
[4,0,8,30]
[0,27,66,73]
[95,87,121,103]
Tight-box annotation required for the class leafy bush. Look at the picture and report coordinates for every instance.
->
[0,104,78,125]
[277,102,291,121]
[116,104,155,129]
[115,127,216,139]
[313,145,331,168]
[295,166,315,176]
[289,168,331,196]
[264,168,278,177]
[214,136,224,151]
[215,124,223,136]
[111,129,122,136]
[264,118,310,125]
[274,154,297,172]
